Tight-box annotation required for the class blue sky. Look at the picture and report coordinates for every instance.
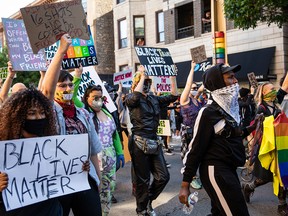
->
[0,0,33,19]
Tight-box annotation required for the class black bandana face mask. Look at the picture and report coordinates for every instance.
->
[143,79,152,93]
[23,119,48,137]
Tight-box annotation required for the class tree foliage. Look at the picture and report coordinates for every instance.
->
[0,47,40,87]
[224,0,288,30]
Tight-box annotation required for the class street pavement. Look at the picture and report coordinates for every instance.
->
[110,137,279,216]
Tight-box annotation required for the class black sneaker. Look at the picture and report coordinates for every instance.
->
[111,194,118,203]
[278,204,288,216]
[242,183,254,203]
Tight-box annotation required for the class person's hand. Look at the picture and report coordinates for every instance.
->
[74,64,83,78]
[82,160,90,172]
[250,86,255,95]
[7,61,16,79]
[179,183,190,207]
[116,154,125,170]
[191,61,196,71]
[0,172,8,192]
[138,65,148,78]
[58,34,72,54]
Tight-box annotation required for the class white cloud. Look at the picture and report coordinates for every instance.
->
[0,0,34,19]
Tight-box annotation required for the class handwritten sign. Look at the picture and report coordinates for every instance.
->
[2,18,47,71]
[113,69,133,85]
[44,26,97,69]
[157,120,171,136]
[190,45,207,64]
[20,0,89,54]
[135,47,176,76]
[72,66,117,113]
[0,134,90,211]
[247,72,259,89]
[0,67,8,80]
[152,76,171,92]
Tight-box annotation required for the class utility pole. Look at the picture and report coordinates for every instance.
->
[211,0,228,65]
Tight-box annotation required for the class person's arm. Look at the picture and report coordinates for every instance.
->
[281,72,288,93]
[0,61,15,102]
[90,154,101,185]
[37,71,45,90]
[179,108,213,205]
[41,34,72,101]
[170,75,178,96]
[195,84,204,100]
[134,65,146,93]
[0,172,8,192]
[180,61,196,106]
[72,65,84,108]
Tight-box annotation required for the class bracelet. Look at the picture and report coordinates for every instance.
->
[9,76,14,80]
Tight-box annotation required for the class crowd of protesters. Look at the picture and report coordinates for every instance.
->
[0,33,288,216]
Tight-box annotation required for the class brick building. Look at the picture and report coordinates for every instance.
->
[87,0,288,87]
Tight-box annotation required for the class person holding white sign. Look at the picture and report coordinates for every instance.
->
[126,65,178,216]
[40,34,102,216]
[0,88,62,215]
[81,84,125,215]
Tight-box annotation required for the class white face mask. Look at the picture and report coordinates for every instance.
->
[62,93,73,101]
[190,90,198,97]
[91,99,103,110]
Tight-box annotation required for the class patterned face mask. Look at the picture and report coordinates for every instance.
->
[91,99,103,110]
[211,83,240,124]
[263,89,277,102]
[55,90,73,102]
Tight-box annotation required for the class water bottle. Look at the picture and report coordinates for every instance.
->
[182,191,199,214]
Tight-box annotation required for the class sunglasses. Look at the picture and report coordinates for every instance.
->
[191,87,198,91]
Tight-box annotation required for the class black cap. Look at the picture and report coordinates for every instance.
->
[239,88,250,98]
[203,63,241,91]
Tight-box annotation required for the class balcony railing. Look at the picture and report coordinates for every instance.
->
[177,25,194,39]
[202,23,211,33]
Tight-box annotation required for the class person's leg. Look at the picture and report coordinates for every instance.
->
[99,147,117,215]
[131,138,151,214]
[200,163,249,216]
[277,187,288,215]
[149,148,170,201]
[71,176,102,216]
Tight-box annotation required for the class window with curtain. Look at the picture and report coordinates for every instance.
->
[156,11,164,43]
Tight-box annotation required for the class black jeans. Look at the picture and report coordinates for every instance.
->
[59,175,102,216]
[129,135,170,213]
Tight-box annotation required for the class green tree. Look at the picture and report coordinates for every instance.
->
[224,0,288,30]
[0,47,40,87]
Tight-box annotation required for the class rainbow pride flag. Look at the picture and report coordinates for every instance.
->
[274,112,288,188]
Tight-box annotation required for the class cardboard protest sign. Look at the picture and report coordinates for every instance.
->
[190,45,207,64]
[20,0,89,54]
[0,134,90,211]
[44,26,97,69]
[157,120,171,136]
[2,18,47,71]
[152,76,171,93]
[135,47,176,76]
[113,69,133,85]
[72,66,117,113]
[247,72,259,89]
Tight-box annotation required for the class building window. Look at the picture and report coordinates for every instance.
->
[202,0,211,33]
[134,16,145,46]
[117,0,125,4]
[119,18,127,49]
[156,11,164,43]
[176,2,194,39]
[119,64,129,72]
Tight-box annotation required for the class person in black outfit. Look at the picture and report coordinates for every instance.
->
[126,65,178,216]
[179,63,263,216]
[238,87,256,127]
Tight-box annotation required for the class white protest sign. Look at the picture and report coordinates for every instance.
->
[152,76,171,92]
[157,120,171,136]
[0,134,90,211]
[113,69,133,85]
[72,66,117,113]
